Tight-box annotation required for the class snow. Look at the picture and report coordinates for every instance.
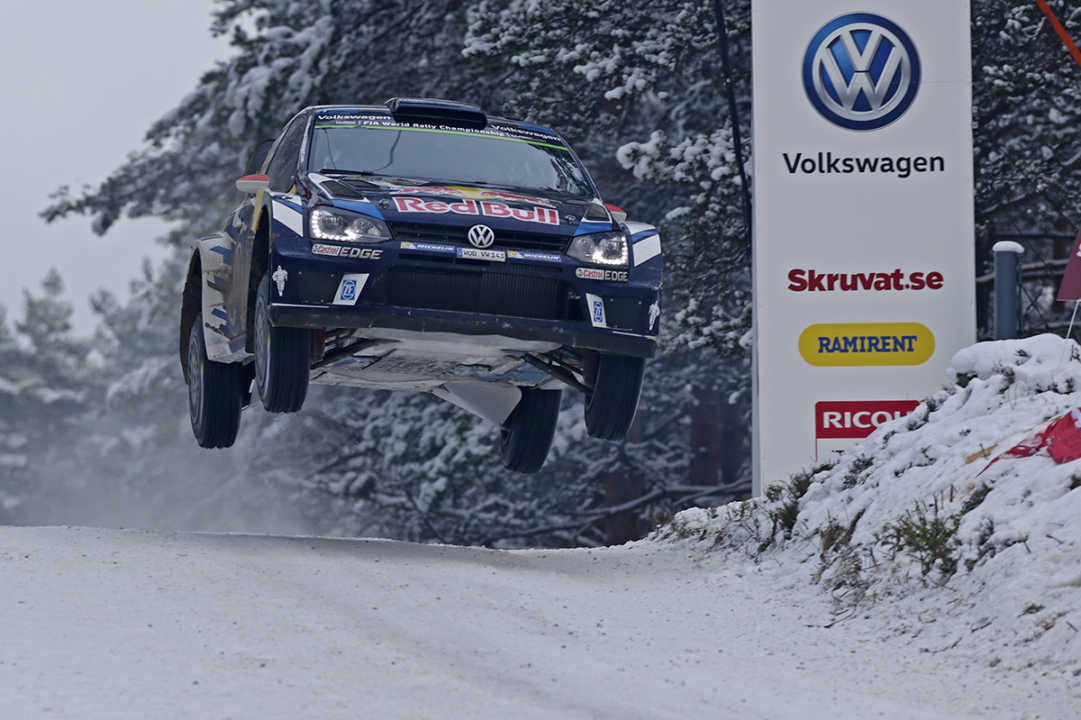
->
[5,337,1081,717]
[1,525,1075,719]
[658,335,1081,698]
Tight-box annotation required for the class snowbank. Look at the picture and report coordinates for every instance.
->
[656,335,1081,678]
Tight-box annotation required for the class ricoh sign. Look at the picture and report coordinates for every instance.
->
[751,2,975,494]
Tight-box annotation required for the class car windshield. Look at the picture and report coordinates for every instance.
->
[307,113,594,197]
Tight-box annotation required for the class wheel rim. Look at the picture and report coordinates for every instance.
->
[188,330,203,424]
[255,286,270,394]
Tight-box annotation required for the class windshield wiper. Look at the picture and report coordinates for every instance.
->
[315,169,385,187]
[319,168,380,176]
[457,179,588,199]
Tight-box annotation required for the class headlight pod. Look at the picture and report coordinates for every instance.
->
[567,231,629,267]
[309,207,390,243]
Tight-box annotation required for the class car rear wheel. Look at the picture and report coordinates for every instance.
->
[584,354,645,440]
[187,313,243,448]
[501,388,562,473]
[254,273,311,413]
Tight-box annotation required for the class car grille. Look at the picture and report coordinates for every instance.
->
[388,221,569,253]
[364,267,569,320]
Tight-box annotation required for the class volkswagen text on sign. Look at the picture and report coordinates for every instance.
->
[751,1,975,495]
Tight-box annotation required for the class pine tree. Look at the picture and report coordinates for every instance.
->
[0,305,30,522]
[0,272,94,522]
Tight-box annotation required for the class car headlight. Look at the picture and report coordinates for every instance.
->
[567,231,629,267]
[309,207,390,243]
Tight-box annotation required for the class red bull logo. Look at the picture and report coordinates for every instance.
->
[392,197,559,226]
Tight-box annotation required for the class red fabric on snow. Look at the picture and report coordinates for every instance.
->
[980,407,1081,475]
[1047,409,1081,463]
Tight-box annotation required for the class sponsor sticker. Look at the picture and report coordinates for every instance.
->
[585,293,607,328]
[393,197,559,226]
[576,267,629,282]
[312,245,383,260]
[815,401,920,440]
[332,273,369,306]
[340,279,357,302]
[342,247,383,260]
[456,247,506,263]
[400,241,457,255]
[272,266,288,296]
[312,243,341,257]
[788,268,944,292]
[648,302,661,331]
[508,250,562,264]
[798,323,935,367]
[312,115,571,152]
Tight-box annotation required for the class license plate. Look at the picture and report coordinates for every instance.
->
[456,247,506,262]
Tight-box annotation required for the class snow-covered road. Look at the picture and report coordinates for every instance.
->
[0,526,1068,719]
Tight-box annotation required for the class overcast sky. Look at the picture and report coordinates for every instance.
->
[0,0,228,333]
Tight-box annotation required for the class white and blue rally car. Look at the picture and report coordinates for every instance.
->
[180,98,662,472]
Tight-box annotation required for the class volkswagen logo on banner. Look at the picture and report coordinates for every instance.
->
[467,224,496,248]
[803,13,921,131]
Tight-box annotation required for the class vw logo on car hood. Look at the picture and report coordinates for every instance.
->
[803,13,920,131]
[468,224,496,248]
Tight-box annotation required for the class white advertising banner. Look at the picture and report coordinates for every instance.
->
[751,0,975,494]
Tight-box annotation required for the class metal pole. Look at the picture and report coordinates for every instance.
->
[992,241,1024,340]
[712,0,752,243]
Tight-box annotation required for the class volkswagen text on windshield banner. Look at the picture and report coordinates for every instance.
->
[751,1,975,495]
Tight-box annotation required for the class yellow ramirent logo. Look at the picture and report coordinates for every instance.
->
[798,323,935,367]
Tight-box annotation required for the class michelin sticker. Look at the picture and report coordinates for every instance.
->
[272,266,288,296]
[509,250,562,264]
[333,273,369,306]
[400,241,457,255]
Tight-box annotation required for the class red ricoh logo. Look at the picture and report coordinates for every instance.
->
[815,400,920,439]
[788,268,943,292]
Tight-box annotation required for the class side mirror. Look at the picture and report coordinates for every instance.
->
[605,203,628,223]
[236,174,270,194]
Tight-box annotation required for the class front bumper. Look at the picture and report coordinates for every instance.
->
[268,235,661,359]
[270,302,657,357]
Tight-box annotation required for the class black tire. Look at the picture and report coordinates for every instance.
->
[501,388,562,473]
[187,313,243,448]
[254,273,311,413]
[584,354,646,440]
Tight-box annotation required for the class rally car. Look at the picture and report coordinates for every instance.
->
[180,98,662,473]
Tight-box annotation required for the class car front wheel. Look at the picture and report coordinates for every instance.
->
[584,354,645,440]
[187,313,243,448]
[501,388,562,473]
[254,273,311,413]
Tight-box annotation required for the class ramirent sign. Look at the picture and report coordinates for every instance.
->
[751,1,975,495]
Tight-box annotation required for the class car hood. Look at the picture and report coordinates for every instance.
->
[314,177,611,237]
